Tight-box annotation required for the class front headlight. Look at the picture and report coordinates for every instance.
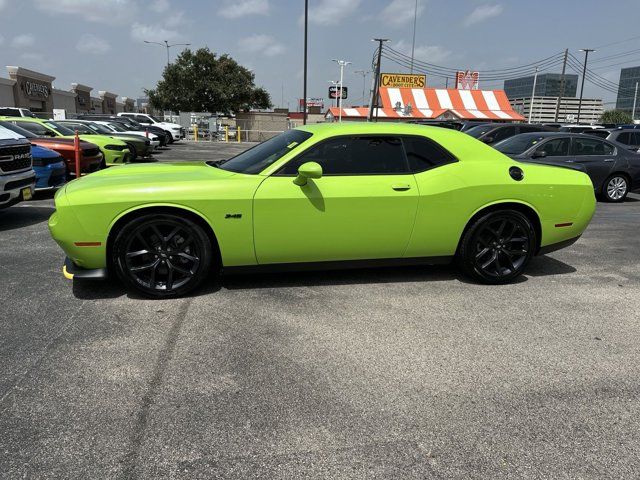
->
[104,144,127,151]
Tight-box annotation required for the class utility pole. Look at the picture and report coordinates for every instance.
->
[632,81,638,121]
[528,66,539,124]
[554,48,569,123]
[303,0,308,125]
[410,0,418,73]
[368,38,389,121]
[354,70,370,106]
[332,59,351,122]
[577,48,595,124]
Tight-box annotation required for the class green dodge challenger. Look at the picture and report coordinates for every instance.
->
[49,123,596,297]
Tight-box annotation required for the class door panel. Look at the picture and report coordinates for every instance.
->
[570,137,616,188]
[253,175,419,264]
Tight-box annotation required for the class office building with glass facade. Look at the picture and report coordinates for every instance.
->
[615,66,640,116]
[504,73,578,100]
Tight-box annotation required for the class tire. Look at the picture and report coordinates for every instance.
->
[112,213,213,298]
[165,130,174,144]
[602,174,629,203]
[126,143,137,162]
[457,210,536,284]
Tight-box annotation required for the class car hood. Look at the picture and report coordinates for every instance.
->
[61,134,127,146]
[30,137,98,151]
[64,162,236,196]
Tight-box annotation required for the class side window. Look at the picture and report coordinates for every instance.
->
[402,136,456,172]
[631,132,640,145]
[14,121,48,136]
[519,125,543,134]
[278,136,408,175]
[135,115,149,123]
[572,137,615,156]
[617,132,632,145]
[491,126,516,142]
[537,138,570,156]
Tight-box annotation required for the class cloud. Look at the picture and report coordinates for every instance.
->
[33,0,137,25]
[381,0,425,27]
[151,0,170,13]
[0,35,4,46]
[238,34,285,57]
[394,39,451,63]
[463,4,504,27]
[0,0,6,11]
[131,22,180,43]
[165,11,187,28]
[308,0,361,26]
[219,0,269,18]
[76,34,111,54]
[11,34,35,48]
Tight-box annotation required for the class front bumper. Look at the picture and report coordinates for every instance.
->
[63,257,107,280]
[34,161,66,190]
[0,169,36,208]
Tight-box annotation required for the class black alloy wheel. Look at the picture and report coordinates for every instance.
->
[602,174,629,203]
[458,210,536,284]
[113,214,213,298]
[126,142,137,162]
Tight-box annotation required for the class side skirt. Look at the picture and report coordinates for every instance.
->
[537,235,581,256]
[223,256,453,275]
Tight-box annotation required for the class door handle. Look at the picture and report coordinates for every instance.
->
[604,159,614,162]
[392,184,411,191]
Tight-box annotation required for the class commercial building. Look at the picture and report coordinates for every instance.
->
[326,87,524,122]
[615,66,640,116]
[0,66,136,117]
[509,96,604,124]
[504,73,578,100]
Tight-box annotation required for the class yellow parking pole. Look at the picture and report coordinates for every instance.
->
[237,126,241,143]
[224,126,229,143]
[193,125,198,142]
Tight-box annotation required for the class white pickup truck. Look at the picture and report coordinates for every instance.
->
[0,125,35,209]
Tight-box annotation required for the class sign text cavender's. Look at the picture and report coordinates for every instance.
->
[380,73,426,88]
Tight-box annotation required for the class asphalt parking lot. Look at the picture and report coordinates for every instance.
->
[1,140,639,479]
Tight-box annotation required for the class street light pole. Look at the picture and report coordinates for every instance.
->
[144,40,191,67]
[577,48,595,124]
[354,70,370,106]
[528,66,539,124]
[632,81,639,121]
[332,59,351,122]
[303,0,308,125]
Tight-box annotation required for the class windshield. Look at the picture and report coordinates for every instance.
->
[214,130,313,174]
[107,123,127,132]
[0,121,36,138]
[62,123,94,134]
[494,135,546,154]
[150,115,162,123]
[44,121,75,136]
[465,124,495,138]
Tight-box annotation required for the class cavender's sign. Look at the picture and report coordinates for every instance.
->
[380,73,426,88]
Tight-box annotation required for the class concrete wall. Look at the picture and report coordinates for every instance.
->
[52,88,77,114]
[0,78,15,106]
[90,97,103,113]
[115,102,125,113]
[235,112,288,141]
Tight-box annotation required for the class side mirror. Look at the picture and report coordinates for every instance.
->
[46,130,57,137]
[482,136,494,144]
[532,150,547,158]
[293,161,323,186]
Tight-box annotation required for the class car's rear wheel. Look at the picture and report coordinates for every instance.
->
[602,174,628,203]
[457,210,536,284]
[112,213,213,298]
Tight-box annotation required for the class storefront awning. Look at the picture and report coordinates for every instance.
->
[326,87,524,121]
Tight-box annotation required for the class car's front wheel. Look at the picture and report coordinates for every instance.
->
[457,210,536,284]
[602,174,629,202]
[112,213,213,298]
[165,130,174,143]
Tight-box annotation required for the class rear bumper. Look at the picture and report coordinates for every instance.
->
[63,257,107,280]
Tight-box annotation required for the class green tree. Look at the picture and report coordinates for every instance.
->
[146,47,271,114]
[599,109,633,125]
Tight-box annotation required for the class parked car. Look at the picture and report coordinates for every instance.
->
[0,124,35,208]
[464,123,556,145]
[0,117,129,167]
[494,132,640,202]
[558,125,605,133]
[56,119,156,160]
[50,123,596,297]
[31,144,66,190]
[0,121,103,176]
[77,114,168,147]
[117,112,185,143]
[91,121,160,150]
[0,107,37,118]
[603,129,640,152]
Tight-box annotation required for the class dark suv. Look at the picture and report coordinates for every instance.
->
[604,129,640,152]
[464,123,555,145]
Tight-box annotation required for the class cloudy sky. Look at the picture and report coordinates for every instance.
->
[0,0,638,109]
